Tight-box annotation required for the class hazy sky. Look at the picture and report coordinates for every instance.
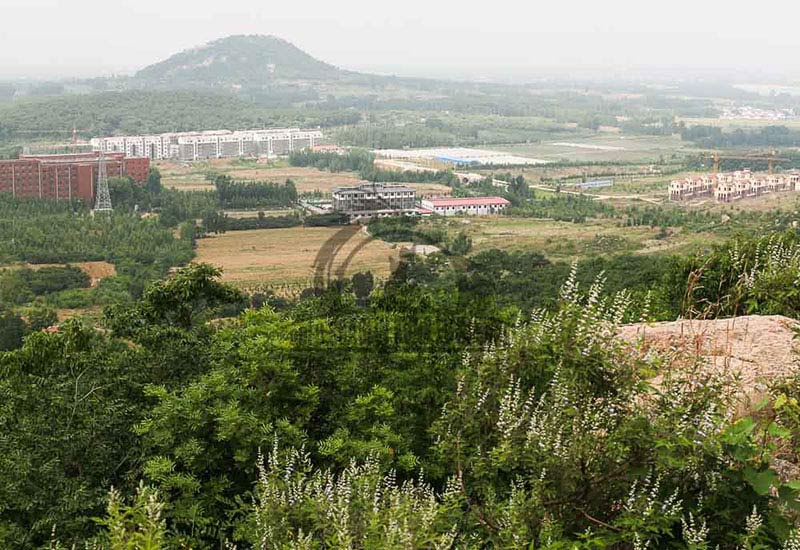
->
[2,0,800,80]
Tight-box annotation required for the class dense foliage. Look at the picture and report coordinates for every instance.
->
[509,193,616,223]
[14,259,800,549]
[0,265,89,305]
[202,211,302,233]
[211,175,298,209]
[0,196,195,313]
[0,198,192,267]
[681,124,800,149]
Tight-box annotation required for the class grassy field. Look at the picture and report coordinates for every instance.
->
[195,226,401,290]
[439,216,659,257]
[494,135,696,164]
[419,215,723,260]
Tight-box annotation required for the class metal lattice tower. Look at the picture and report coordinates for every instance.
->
[93,150,113,212]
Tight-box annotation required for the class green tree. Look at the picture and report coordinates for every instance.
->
[448,231,473,256]
[105,263,243,333]
[351,271,374,305]
[0,308,25,350]
[0,320,146,547]
[25,303,58,331]
[147,167,163,195]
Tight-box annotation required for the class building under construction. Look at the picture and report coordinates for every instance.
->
[669,170,800,202]
[0,152,150,203]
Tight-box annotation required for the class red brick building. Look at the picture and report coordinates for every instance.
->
[0,152,150,203]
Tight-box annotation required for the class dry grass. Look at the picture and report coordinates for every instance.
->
[195,226,401,289]
[226,167,362,193]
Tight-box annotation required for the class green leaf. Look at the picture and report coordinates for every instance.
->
[745,468,780,496]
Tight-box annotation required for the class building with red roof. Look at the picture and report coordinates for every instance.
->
[419,196,510,216]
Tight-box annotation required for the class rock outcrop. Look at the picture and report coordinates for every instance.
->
[618,315,799,399]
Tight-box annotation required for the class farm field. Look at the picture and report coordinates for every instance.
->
[195,209,736,290]
[157,159,452,196]
[157,159,364,193]
[195,226,401,289]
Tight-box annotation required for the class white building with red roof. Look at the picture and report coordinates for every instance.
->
[420,196,510,216]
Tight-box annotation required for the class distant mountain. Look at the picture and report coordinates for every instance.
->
[133,35,349,89]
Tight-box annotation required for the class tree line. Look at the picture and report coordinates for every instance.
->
[211,174,298,209]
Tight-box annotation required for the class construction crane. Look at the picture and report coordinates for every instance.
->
[701,151,790,174]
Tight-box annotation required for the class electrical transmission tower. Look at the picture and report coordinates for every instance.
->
[93,150,113,212]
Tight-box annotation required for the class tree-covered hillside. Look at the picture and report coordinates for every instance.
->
[133,35,347,89]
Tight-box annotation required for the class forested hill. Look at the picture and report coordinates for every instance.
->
[133,35,349,89]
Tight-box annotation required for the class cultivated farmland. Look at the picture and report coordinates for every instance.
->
[195,226,401,290]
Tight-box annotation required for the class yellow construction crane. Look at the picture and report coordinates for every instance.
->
[702,151,789,174]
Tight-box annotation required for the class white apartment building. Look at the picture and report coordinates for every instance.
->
[91,128,323,161]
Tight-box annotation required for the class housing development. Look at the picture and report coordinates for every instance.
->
[90,128,323,161]
[669,170,800,202]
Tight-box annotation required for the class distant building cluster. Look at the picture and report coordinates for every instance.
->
[90,128,323,161]
[375,147,548,167]
[0,152,149,203]
[721,106,796,121]
[670,170,800,202]
[331,182,509,220]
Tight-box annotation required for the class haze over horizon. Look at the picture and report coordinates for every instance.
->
[3,0,800,81]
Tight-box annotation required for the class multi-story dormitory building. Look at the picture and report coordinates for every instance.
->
[90,128,323,162]
[0,152,150,203]
[669,170,800,202]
